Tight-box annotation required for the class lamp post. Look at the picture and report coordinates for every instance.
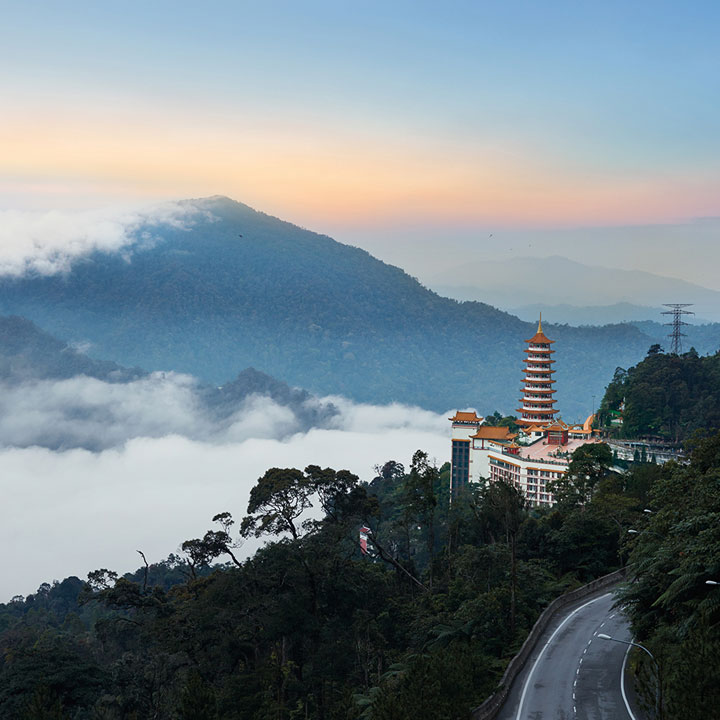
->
[706,580,719,586]
[597,633,662,719]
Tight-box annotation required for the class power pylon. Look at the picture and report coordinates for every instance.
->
[662,304,694,354]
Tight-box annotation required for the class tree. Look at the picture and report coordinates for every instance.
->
[241,468,311,541]
[548,443,613,508]
[478,480,527,633]
[403,451,439,587]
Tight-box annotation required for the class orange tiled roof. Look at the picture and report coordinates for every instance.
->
[471,426,517,440]
[526,315,555,345]
[522,423,548,432]
[517,418,552,427]
[449,411,483,423]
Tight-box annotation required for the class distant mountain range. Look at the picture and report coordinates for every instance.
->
[507,302,719,327]
[429,256,720,323]
[0,196,703,419]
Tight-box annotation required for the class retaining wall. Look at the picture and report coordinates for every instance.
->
[470,567,628,720]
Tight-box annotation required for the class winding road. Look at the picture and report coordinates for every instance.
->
[496,591,645,720]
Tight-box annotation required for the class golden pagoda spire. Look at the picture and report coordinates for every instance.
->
[538,313,542,334]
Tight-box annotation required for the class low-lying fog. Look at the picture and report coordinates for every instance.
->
[0,375,450,599]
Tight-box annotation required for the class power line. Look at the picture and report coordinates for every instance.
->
[662,303,694,354]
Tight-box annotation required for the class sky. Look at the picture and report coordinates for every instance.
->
[1,1,719,286]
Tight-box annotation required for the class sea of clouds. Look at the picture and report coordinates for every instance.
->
[0,374,450,600]
[0,202,452,599]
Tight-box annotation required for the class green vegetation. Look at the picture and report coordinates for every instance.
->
[0,445,657,719]
[598,347,720,441]
[619,433,720,720]
[0,196,659,416]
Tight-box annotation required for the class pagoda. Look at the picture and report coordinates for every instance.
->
[517,315,557,427]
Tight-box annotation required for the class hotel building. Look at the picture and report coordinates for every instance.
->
[450,318,597,506]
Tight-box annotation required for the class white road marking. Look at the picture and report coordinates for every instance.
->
[515,594,612,720]
[620,642,638,720]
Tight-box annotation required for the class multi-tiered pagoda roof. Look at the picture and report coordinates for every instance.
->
[517,316,557,426]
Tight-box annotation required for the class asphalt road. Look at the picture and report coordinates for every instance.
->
[496,591,641,720]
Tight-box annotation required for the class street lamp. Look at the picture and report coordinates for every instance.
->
[706,580,719,586]
[597,633,662,719]
[643,508,654,514]
[628,529,639,534]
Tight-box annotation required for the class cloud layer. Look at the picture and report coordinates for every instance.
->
[0,376,450,600]
[0,201,201,276]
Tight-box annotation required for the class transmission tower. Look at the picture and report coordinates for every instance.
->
[662,303,694,354]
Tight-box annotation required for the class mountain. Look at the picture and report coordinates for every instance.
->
[429,256,720,322]
[0,315,338,451]
[0,196,658,418]
[0,315,144,383]
[628,321,720,356]
[508,302,667,326]
[203,367,337,429]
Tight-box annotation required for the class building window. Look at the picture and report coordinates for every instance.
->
[451,440,470,496]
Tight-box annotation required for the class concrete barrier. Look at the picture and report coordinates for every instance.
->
[471,567,628,720]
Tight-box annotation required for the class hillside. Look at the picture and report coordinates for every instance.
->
[0,196,656,417]
[598,348,720,441]
[0,315,338,450]
[0,315,143,383]
[629,320,720,356]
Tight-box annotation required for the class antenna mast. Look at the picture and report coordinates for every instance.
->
[662,303,694,354]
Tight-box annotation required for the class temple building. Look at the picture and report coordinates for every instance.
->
[517,316,557,427]
[449,318,598,506]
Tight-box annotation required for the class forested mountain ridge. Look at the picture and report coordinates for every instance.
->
[0,315,143,383]
[0,196,658,417]
[0,314,337,450]
[598,348,720,441]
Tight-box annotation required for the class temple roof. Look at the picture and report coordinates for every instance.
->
[545,420,571,431]
[522,423,548,432]
[471,426,517,441]
[525,315,555,345]
[449,410,483,424]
